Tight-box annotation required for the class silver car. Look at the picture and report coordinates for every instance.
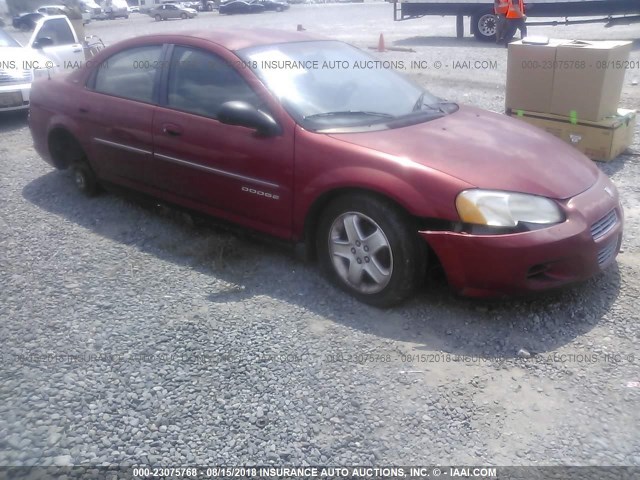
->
[149,3,197,20]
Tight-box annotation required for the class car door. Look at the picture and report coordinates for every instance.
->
[151,44,294,237]
[78,44,164,187]
[165,4,178,18]
[28,16,85,69]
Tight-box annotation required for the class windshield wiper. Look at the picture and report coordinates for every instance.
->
[414,93,447,114]
[414,92,461,114]
[304,111,395,120]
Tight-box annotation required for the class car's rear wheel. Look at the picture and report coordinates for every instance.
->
[155,14,162,20]
[276,5,283,11]
[72,162,100,197]
[181,12,187,18]
[316,194,426,307]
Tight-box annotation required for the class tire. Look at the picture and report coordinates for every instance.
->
[276,5,283,11]
[155,14,162,20]
[181,12,187,19]
[71,162,100,197]
[472,10,497,42]
[316,194,426,307]
[207,4,213,10]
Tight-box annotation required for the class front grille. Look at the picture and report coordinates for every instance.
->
[0,69,33,86]
[591,209,617,241]
[597,239,618,267]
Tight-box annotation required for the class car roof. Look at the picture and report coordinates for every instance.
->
[145,28,324,51]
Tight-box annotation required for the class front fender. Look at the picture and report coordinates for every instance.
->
[292,126,472,237]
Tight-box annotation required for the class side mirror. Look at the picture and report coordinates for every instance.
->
[33,37,54,49]
[218,101,281,136]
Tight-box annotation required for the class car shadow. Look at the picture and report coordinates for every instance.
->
[22,170,622,360]
[0,110,29,134]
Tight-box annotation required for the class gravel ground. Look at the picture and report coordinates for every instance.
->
[1,4,639,469]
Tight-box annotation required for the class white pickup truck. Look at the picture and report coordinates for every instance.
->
[0,15,88,112]
[28,15,87,68]
[389,0,640,41]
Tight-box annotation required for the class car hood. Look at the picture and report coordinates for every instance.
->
[329,105,600,200]
[0,46,51,68]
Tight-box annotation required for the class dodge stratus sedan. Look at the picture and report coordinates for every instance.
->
[28,29,624,306]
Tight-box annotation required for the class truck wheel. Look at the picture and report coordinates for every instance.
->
[472,10,497,42]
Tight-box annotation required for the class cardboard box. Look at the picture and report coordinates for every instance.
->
[506,39,567,114]
[507,108,636,162]
[551,41,632,120]
[506,39,632,121]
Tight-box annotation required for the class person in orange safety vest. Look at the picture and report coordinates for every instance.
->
[494,0,509,44]
[503,0,527,46]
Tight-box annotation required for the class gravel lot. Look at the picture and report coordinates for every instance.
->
[1,3,639,469]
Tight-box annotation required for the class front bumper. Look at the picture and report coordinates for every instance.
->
[422,172,623,297]
[0,82,31,112]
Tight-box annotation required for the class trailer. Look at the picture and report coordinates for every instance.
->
[389,0,640,41]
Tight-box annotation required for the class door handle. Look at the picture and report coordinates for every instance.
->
[163,124,183,137]
[78,107,89,114]
[73,48,83,53]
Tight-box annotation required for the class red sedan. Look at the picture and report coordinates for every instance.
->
[28,29,623,307]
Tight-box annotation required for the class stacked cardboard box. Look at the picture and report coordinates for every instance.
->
[506,38,634,161]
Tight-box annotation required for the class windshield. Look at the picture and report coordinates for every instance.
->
[239,40,447,132]
[0,29,21,48]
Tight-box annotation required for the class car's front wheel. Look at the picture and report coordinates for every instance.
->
[316,194,426,307]
[181,12,188,18]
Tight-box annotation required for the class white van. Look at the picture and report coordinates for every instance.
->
[79,0,104,21]
[100,0,130,19]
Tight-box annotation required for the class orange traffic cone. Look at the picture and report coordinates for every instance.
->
[377,33,386,52]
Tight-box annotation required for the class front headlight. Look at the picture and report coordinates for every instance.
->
[456,189,564,228]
